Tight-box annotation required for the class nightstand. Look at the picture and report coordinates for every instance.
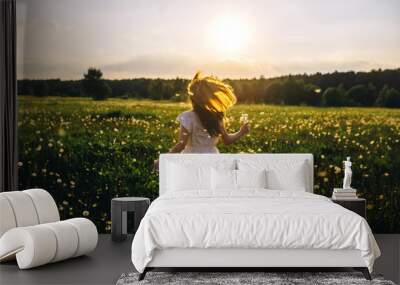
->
[331,198,366,218]
[111,197,150,242]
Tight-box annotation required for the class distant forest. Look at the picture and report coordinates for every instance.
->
[18,68,400,107]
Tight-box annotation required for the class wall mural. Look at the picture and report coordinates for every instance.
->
[17,0,400,233]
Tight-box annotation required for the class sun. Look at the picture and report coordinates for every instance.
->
[209,16,250,58]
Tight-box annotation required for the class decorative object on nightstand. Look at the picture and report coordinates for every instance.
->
[111,197,150,242]
[342,156,353,189]
[332,157,358,199]
[331,198,366,218]
[332,188,357,199]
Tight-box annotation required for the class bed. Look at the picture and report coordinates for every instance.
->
[131,154,380,280]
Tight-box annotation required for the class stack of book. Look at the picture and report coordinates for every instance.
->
[332,188,357,199]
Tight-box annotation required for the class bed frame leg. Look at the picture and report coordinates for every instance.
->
[354,267,371,280]
[138,268,148,281]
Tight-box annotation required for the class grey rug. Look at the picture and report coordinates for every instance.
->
[116,272,396,285]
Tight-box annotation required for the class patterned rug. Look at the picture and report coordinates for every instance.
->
[116,271,396,285]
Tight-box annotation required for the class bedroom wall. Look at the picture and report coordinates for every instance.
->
[16,0,400,233]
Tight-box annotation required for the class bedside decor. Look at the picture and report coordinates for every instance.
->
[343,156,353,189]
[332,157,358,199]
[332,188,357,199]
[111,197,150,242]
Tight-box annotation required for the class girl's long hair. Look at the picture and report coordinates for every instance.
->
[191,99,224,136]
[187,72,237,136]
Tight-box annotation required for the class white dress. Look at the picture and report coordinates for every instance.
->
[177,111,219,153]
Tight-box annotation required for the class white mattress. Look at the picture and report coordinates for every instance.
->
[131,190,380,273]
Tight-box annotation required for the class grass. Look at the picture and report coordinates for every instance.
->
[17,96,400,233]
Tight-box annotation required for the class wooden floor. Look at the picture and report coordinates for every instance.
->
[0,234,399,285]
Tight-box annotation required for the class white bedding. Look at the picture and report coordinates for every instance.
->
[131,190,380,273]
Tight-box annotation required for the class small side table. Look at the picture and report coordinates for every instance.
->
[111,197,150,242]
[331,198,366,218]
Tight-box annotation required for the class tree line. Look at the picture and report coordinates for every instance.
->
[18,68,400,107]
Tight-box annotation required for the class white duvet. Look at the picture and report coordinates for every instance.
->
[131,190,380,273]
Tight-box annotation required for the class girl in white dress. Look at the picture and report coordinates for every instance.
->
[155,72,249,168]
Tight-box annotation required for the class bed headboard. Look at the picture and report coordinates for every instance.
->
[159,153,314,195]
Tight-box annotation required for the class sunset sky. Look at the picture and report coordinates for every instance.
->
[17,0,400,79]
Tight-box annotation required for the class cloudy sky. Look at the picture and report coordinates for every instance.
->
[17,0,400,79]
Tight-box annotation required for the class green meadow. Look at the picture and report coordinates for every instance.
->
[17,96,400,233]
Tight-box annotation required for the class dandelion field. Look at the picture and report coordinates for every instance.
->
[18,96,400,233]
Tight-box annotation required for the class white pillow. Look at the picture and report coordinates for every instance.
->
[212,168,268,190]
[265,161,307,191]
[167,163,212,191]
[238,159,308,191]
[212,168,237,190]
[236,169,267,189]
